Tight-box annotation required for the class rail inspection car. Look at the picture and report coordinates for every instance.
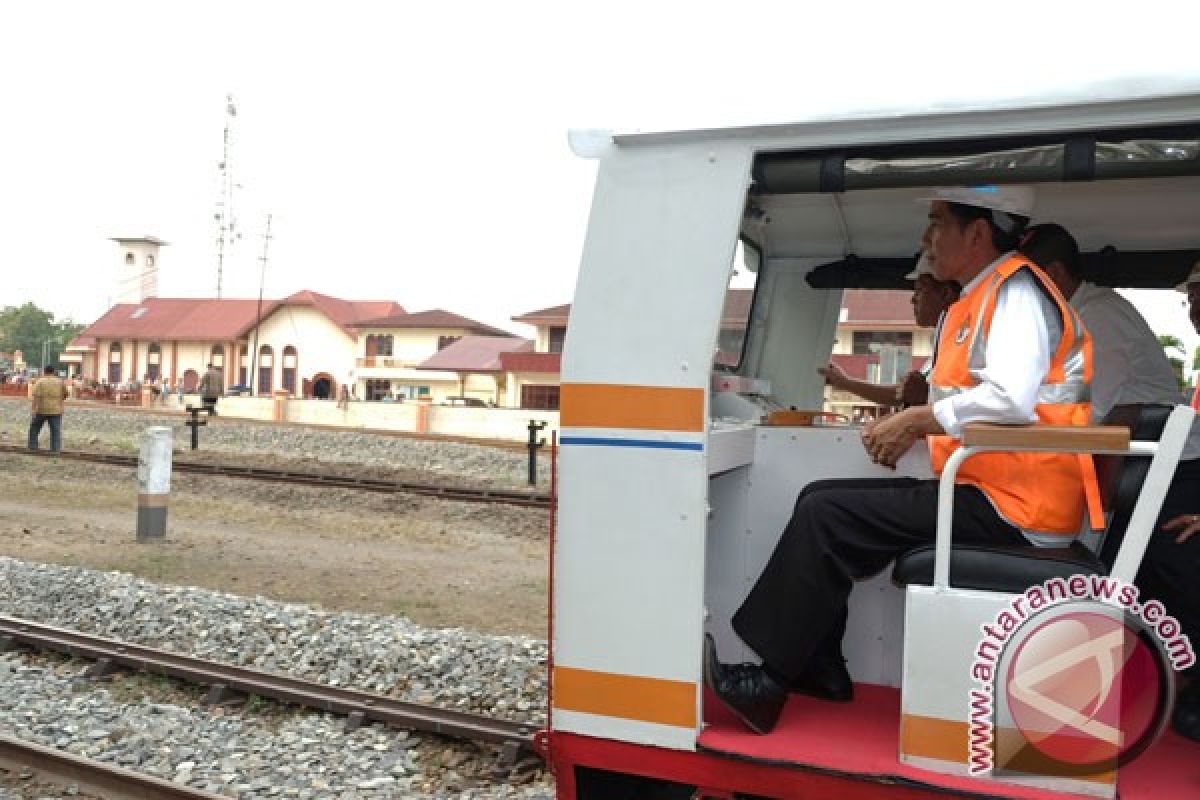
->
[544,81,1200,798]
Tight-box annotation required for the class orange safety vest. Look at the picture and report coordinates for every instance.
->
[928,254,1103,535]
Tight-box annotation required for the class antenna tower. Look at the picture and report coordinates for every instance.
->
[214,94,240,298]
[248,214,273,396]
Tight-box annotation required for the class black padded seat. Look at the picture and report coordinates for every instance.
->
[892,541,1104,593]
[893,405,1174,592]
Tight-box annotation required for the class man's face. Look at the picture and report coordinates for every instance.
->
[921,201,975,284]
[911,275,957,327]
[1188,284,1200,333]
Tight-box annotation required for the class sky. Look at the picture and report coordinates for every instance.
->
[3,1,1200,356]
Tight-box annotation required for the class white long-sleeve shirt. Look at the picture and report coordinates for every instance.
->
[1070,281,1200,461]
[932,255,1062,438]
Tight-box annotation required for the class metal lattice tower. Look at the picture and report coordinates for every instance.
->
[214,94,240,298]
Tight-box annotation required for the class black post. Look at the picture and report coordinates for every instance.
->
[527,419,547,486]
[184,405,208,451]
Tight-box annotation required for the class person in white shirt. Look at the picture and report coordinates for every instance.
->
[704,186,1094,735]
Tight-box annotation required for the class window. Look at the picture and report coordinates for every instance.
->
[124,253,135,265]
[146,343,161,382]
[851,331,913,355]
[258,345,273,394]
[520,384,560,410]
[107,342,122,384]
[365,334,393,359]
[238,346,248,386]
[365,379,391,401]
[547,328,566,354]
[437,335,460,351]
[210,344,225,368]
[281,346,297,393]
[146,254,155,267]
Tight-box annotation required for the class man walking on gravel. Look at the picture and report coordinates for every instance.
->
[28,365,68,453]
[198,362,223,415]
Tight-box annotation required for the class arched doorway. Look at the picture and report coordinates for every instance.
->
[182,369,199,391]
[311,372,333,400]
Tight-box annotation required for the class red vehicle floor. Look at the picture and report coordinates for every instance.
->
[698,683,1200,798]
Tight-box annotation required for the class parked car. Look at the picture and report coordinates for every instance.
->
[441,396,489,407]
[225,384,251,396]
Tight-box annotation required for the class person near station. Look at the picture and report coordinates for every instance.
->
[27,365,68,453]
[704,185,1101,735]
[198,363,223,415]
[818,252,960,409]
[1125,260,1200,743]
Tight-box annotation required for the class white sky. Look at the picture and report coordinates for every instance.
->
[3,1,1200,358]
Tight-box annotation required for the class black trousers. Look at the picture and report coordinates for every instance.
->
[731,477,1028,681]
[1136,458,1200,675]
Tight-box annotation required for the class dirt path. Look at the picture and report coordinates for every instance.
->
[0,454,549,636]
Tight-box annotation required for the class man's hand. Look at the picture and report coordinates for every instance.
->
[862,406,941,468]
[817,362,849,390]
[1161,514,1200,544]
[898,370,929,407]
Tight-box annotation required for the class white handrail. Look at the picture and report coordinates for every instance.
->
[932,405,1194,590]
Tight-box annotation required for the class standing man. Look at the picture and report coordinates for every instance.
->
[28,365,68,453]
[1129,260,1200,743]
[198,362,223,415]
[705,186,1100,734]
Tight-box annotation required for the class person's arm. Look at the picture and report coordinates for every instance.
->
[931,272,1055,437]
[818,363,900,407]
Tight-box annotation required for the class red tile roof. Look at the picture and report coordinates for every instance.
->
[280,290,403,335]
[81,298,280,341]
[78,291,403,342]
[499,351,561,374]
[417,336,532,372]
[513,290,756,327]
[511,303,570,325]
[351,309,511,336]
[66,336,96,352]
[841,290,914,325]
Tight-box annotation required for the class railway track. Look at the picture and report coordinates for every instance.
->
[0,734,225,799]
[0,613,540,753]
[0,444,552,509]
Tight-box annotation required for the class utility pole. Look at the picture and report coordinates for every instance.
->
[248,214,272,396]
[214,94,239,298]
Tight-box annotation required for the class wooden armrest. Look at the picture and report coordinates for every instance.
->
[961,423,1130,451]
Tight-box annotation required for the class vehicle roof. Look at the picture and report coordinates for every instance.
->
[610,78,1200,150]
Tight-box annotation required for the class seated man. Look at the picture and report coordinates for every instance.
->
[705,185,1100,734]
[819,253,960,408]
[1122,260,1200,743]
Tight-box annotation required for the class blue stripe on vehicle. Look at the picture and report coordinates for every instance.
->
[559,436,704,452]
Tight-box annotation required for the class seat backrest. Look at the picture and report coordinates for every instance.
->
[1096,404,1175,569]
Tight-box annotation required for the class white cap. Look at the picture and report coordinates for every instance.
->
[1175,259,1200,292]
[922,185,1036,217]
[904,251,933,280]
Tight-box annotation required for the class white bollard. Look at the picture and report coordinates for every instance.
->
[137,426,173,541]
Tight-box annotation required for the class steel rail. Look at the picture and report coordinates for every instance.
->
[0,615,538,753]
[0,445,551,508]
[0,733,226,799]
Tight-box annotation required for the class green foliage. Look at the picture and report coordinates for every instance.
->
[1193,346,1200,372]
[1159,334,1186,356]
[0,303,84,370]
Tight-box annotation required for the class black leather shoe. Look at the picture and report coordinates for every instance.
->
[703,635,786,734]
[789,651,853,702]
[1173,682,1200,743]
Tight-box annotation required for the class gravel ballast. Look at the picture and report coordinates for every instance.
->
[0,559,552,798]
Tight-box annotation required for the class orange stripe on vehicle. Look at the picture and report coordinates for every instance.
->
[560,384,705,432]
[553,666,696,728]
[900,714,1114,785]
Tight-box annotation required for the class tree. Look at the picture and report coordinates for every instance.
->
[0,303,84,371]
[1159,334,1187,389]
